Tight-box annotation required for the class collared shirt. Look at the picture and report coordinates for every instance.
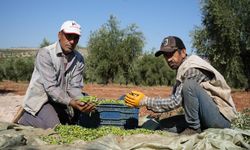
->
[23,41,84,115]
[141,67,212,112]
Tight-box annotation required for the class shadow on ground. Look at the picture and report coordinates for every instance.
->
[0,89,16,94]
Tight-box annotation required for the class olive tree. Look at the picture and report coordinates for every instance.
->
[191,0,250,89]
[86,15,144,84]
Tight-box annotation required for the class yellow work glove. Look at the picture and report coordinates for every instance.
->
[125,91,145,107]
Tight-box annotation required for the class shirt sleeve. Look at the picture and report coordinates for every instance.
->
[36,50,72,105]
[141,68,210,113]
[183,67,211,83]
[141,81,183,113]
[67,58,85,99]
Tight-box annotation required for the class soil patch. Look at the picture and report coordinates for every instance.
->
[0,80,249,120]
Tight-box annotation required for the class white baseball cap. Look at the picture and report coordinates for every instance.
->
[60,20,81,35]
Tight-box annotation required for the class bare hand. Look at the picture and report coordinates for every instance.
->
[69,99,96,113]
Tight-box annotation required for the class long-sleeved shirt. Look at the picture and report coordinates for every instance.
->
[23,41,84,115]
[141,67,212,113]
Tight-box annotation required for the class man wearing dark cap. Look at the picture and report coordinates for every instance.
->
[17,20,95,129]
[125,36,237,134]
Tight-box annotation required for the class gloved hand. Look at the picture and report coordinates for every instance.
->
[125,91,145,107]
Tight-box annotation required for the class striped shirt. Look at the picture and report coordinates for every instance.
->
[141,68,212,112]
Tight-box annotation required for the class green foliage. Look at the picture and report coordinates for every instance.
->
[0,64,4,81]
[232,108,250,130]
[41,125,167,144]
[40,38,51,48]
[79,96,125,105]
[191,0,250,89]
[0,57,34,82]
[1,17,176,86]
[85,15,175,86]
[86,15,145,84]
[232,108,250,143]
[133,53,175,86]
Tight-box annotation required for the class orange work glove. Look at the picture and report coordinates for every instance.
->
[125,91,145,107]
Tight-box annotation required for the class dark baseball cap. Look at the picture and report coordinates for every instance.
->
[155,36,186,57]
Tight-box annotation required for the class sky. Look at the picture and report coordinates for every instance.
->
[0,0,202,54]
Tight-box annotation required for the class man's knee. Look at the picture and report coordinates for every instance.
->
[182,79,198,94]
[18,111,51,129]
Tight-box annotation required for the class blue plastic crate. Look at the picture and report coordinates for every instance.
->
[78,104,139,129]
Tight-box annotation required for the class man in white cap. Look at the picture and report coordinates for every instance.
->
[18,20,95,129]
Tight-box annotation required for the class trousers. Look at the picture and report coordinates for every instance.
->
[18,101,80,129]
[155,79,230,133]
[182,79,230,130]
[18,93,89,129]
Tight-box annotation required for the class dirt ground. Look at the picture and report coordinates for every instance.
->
[0,80,249,122]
